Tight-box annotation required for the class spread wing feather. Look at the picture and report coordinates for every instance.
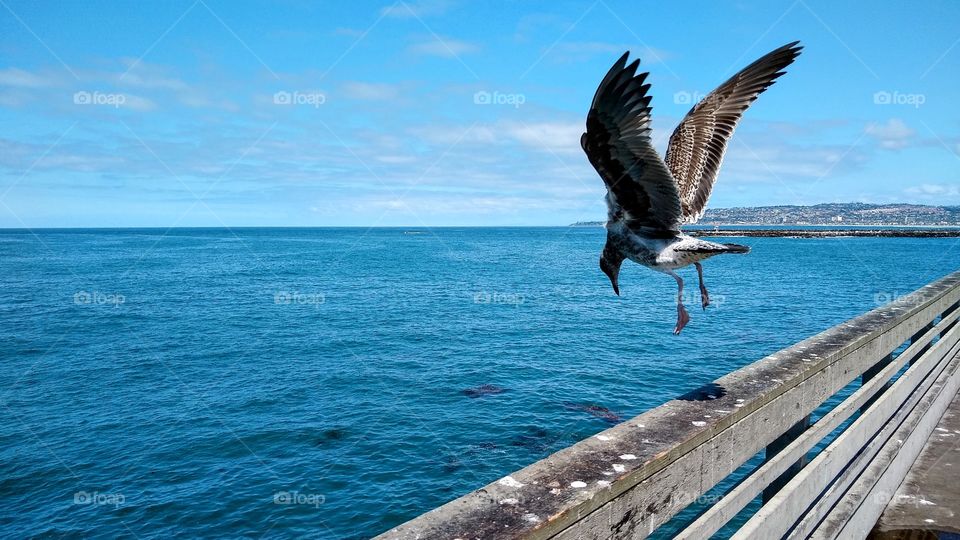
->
[665,42,802,224]
[581,52,682,234]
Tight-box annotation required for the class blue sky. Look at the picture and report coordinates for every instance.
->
[1,0,958,227]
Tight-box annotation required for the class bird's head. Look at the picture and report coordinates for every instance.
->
[599,254,621,296]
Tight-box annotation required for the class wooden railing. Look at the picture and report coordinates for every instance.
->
[375,270,960,540]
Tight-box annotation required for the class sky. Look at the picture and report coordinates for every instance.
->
[1,0,959,227]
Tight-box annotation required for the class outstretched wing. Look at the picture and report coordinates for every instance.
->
[582,52,682,234]
[665,41,802,224]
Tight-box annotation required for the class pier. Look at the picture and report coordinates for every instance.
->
[376,270,960,539]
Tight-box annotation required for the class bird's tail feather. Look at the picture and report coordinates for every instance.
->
[722,243,750,254]
[676,242,751,254]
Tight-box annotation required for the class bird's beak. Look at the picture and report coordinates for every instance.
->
[610,276,620,296]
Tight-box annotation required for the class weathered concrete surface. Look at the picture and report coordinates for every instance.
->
[689,229,960,238]
[872,389,960,538]
[373,271,960,540]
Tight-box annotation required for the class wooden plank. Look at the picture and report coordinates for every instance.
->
[374,271,960,540]
[762,415,812,503]
[732,326,960,539]
[788,338,960,539]
[861,353,895,412]
[817,349,960,539]
[942,300,960,338]
[550,341,878,539]
[873,390,960,535]
[673,309,960,540]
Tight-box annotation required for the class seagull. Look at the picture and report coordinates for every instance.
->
[581,42,802,334]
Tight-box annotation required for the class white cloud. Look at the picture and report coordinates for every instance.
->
[0,68,57,88]
[410,121,584,155]
[122,94,159,111]
[501,121,584,154]
[865,118,915,150]
[549,42,671,64]
[905,184,960,197]
[408,38,479,57]
[381,0,452,18]
[341,81,401,101]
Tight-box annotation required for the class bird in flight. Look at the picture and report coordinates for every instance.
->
[581,42,802,334]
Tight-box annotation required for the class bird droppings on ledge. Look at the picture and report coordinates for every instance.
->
[620,454,637,460]
[613,464,626,473]
[596,435,612,441]
[570,481,587,488]
[597,480,611,487]
[499,476,523,488]
[692,421,707,427]
[522,514,540,524]
[499,498,519,505]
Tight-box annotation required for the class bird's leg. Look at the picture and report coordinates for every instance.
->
[695,262,710,310]
[668,270,690,335]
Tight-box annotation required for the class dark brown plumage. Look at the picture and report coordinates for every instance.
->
[665,41,803,224]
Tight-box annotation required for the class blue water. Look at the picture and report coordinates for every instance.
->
[1,227,957,539]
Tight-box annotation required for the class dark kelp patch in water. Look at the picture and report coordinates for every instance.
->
[508,426,556,452]
[562,402,623,424]
[462,384,508,398]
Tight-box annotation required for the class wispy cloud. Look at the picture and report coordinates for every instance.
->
[865,118,915,150]
[381,0,453,18]
[905,183,960,199]
[408,38,479,57]
[548,42,672,64]
[0,67,58,88]
[340,81,402,101]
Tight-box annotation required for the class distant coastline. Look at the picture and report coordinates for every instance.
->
[570,203,960,228]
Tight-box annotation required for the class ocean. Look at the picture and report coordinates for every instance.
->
[1,227,957,539]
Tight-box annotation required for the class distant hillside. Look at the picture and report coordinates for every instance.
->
[571,203,960,226]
